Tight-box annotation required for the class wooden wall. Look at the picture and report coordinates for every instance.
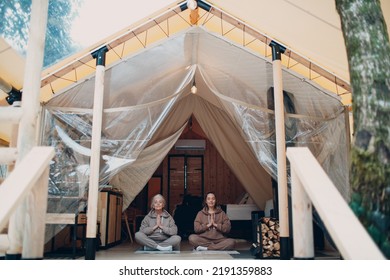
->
[158,139,246,206]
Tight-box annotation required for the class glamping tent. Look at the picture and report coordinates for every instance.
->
[42,25,349,217]
[1,0,389,253]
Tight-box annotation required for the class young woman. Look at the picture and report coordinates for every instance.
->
[135,194,181,251]
[188,192,235,251]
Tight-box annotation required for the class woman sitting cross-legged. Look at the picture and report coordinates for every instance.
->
[135,194,181,251]
[188,191,235,251]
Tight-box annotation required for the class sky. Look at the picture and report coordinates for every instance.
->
[70,0,178,48]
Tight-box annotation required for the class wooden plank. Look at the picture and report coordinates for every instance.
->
[0,148,17,164]
[0,234,9,251]
[46,213,77,225]
[286,147,385,259]
[0,147,54,232]
[0,107,23,124]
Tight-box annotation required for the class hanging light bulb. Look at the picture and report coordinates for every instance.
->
[191,80,197,94]
[187,0,197,11]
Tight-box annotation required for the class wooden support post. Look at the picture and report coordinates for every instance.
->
[269,41,290,259]
[6,0,48,259]
[85,46,108,260]
[22,167,50,259]
[290,166,314,259]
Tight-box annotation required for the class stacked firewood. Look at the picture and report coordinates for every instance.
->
[259,217,280,258]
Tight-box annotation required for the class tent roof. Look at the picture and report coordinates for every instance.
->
[1,0,389,107]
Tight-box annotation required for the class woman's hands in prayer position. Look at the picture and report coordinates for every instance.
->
[207,213,218,229]
[153,214,163,231]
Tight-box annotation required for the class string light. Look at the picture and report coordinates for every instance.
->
[187,0,197,11]
[191,80,197,94]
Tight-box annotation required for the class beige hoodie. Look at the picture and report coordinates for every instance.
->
[193,206,231,240]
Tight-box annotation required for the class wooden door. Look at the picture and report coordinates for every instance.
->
[168,156,184,213]
[168,155,203,213]
[186,157,203,197]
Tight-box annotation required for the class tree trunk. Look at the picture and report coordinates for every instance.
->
[336,0,390,258]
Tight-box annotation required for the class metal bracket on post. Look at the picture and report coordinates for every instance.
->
[92,46,109,67]
[269,41,286,61]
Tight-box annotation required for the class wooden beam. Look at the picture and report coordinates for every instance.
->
[287,147,384,259]
[0,107,23,124]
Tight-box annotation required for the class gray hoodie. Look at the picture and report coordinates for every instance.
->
[139,209,178,241]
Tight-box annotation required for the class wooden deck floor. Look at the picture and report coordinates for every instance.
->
[44,238,340,260]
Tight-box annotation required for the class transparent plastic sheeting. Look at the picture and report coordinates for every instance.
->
[42,69,193,213]
[41,27,349,241]
[199,65,349,199]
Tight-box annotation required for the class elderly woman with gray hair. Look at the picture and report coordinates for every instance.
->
[135,194,181,251]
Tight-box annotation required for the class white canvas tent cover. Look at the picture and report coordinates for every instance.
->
[41,27,349,221]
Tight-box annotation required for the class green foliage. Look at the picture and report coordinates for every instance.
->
[351,148,386,196]
[0,0,82,68]
[381,239,390,259]
[350,186,390,258]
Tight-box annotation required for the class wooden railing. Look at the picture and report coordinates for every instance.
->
[0,147,54,259]
[286,147,385,259]
[0,0,51,260]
